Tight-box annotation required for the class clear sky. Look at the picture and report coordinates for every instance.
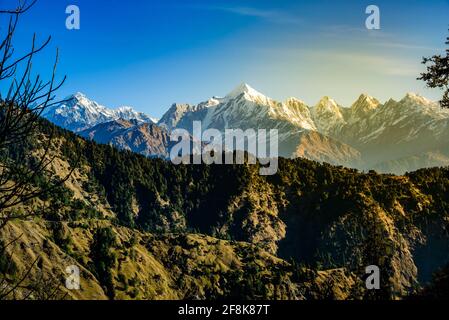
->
[3,0,449,117]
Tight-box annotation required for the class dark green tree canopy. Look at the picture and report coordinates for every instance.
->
[418,30,449,108]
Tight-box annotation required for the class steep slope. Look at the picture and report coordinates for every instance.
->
[2,118,449,299]
[1,220,314,300]
[1,120,368,300]
[157,103,195,131]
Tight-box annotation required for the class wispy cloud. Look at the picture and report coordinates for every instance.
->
[302,49,422,77]
[319,25,370,37]
[369,41,440,51]
[319,24,441,52]
[205,6,302,25]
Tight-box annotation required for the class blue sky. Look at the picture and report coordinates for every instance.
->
[2,0,449,117]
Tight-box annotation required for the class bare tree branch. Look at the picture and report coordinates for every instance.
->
[0,0,74,300]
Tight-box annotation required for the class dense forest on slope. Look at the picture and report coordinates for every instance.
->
[1,118,449,299]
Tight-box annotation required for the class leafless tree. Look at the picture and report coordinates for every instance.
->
[0,0,73,299]
[0,0,69,223]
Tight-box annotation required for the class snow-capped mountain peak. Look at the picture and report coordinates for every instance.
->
[401,92,435,106]
[225,83,272,105]
[311,97,345,135]
[157,103,194,131]
[117,106,133,112]
[43,93,156,132]
[42,84,449,175]
[73,92,87,99]
[352,94,380,109]
[226,83,257,97]
[197,97,221,109]
[70,91,93,101]
[285,97,306,105]
[280,98,316,130]
[315,96,340,112]
[348,94,380,122]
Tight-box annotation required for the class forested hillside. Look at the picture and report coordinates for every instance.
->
[1,118,449,299]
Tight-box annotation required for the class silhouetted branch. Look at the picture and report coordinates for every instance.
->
[0,0,72,300]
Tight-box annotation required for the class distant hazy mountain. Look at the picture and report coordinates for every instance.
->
[330,93,449,172]
[43,92,157,132]
[157,83,362,168]
[158,83,449,174]
[45,84,449,174]
[78,119,172,158]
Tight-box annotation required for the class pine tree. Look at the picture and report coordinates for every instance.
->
[418,30,449,108]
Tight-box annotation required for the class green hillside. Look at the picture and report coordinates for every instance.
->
[1,118,449,300]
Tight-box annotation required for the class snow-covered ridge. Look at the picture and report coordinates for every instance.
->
[43,83,449,175]
[159,83,443,135]
[43,92,156,132]
[224,83,274,105]
[48,85,442,138]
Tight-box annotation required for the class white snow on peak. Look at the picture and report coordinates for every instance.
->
[226,83,256,97]
[199,97,221,108]
[311,97,345,135]
[278,98,315,130]
[285,97,307,105]
[350,94,380,112]
[224,83,273,105]
[353,93,379,106]
[346,94,380,124]
[73,92,87,99]
[315,96,339,111]
[401,92,435,106]
[117,106,134,112]
[44,93,156,131]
